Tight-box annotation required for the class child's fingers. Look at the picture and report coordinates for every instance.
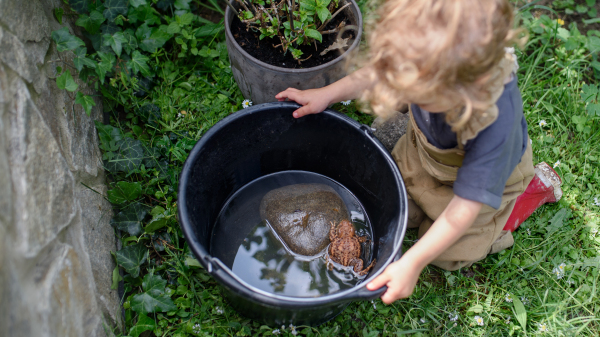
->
[367,272,390,291]
[292,105,316,118]
[275,88,299,101]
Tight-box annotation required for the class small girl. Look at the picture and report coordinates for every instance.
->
[276,0,561,304]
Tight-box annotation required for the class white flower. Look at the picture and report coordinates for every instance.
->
[449,313,458,321]
[539,323,549,332]
[505,315,511,324]
[474,316,484,326]
[591,228,599,236]
[526,228,531,236]
[341,100,352,106]
[193,323,201,332]
[242,99,252,109]
[453,322,457,327]
[530,138,533,145]
[505,293,513,303]
[272,329,281,335]
[281,325,285,330]
[552,263,566,279]
[593,197,600,206]
[539,120,547,127]
[215,306,224,314]
[553,160,560,168]
[420,318,427,324]
[521,296,530,306]
[289,324,297,335]
[371,300,377,310]
[177,113,183,118]
[566,279,575,285]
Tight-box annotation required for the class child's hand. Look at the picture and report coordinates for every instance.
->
[366,257,422,304]
[275,87,332,118]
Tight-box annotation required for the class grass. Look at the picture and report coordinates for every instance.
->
[96,1,600,336]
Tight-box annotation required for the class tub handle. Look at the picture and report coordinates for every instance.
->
[359,124,376,137]
[347,285,387,301]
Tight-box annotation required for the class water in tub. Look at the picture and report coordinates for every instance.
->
[210,171,374,297]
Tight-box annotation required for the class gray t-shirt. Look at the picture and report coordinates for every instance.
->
[411,77,528,209]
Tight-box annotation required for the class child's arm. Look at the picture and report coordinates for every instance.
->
[275,66,375,118]
[367,195,483,304]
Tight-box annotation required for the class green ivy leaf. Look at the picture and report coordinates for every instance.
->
[69,0,90,13]
[128,50,151,76]
[75,91,96,116]
[110,202,149,235]
[73,50,96,73]
[96,52,115,84]
[107,181,142,204]
[103,0,128,21]
[316,6,330,24]
[106,138,145,173]
[54,8,64,24]
[145,213,168,233]
[51,27,85,52]
[130,0,148,8]
[103,32,127,57]
[129,314,156,337]
[115,244,148,277]
[136,23,173,53]
[131,273,177,314]
[56,70,79,92]
[511,296,527,331]
[304,28,322,43]
[122,29,139,55]
[75,10,105,34]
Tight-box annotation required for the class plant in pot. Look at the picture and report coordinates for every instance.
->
[225,0,362,104]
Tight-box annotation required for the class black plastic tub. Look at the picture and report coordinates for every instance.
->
[178,102,408,326]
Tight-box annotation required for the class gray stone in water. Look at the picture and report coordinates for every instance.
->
[260,184,350,256]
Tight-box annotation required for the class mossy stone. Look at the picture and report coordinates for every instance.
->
[260,184,350,256]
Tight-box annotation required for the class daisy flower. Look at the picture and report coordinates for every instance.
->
[539,120,547,127]
[474,316,484,326]
[539,322,549,332]
[215,306,224,314]
[341,100,352,106]
[242,99,252,109]
[552,263,566,279]
[505,293,513,303]
[553,160,560,168]
[289,324,297,335]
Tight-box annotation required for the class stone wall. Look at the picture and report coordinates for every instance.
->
[0,0,120,336]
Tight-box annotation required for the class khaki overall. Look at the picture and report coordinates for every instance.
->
[391,54,535,271]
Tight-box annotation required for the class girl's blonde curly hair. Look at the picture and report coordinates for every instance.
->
[357,0,524,130]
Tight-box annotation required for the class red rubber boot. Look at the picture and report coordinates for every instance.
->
[503,162,563,232]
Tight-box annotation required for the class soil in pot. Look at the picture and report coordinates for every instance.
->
[230,9,356,69]
[210,171,374,297]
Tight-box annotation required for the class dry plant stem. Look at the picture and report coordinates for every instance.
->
[226,1,240,16]
[235,0,251,14]
[287,0,295,33]
[318,2,351,31]
[321,28,339,35]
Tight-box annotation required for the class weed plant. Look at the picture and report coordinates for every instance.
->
[49,0,600,336]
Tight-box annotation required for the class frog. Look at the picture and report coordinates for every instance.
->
[327,220,376,276]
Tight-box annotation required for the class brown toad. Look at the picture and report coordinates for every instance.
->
[327,220,376,276]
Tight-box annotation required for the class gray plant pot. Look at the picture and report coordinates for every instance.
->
[225,0,363,104]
